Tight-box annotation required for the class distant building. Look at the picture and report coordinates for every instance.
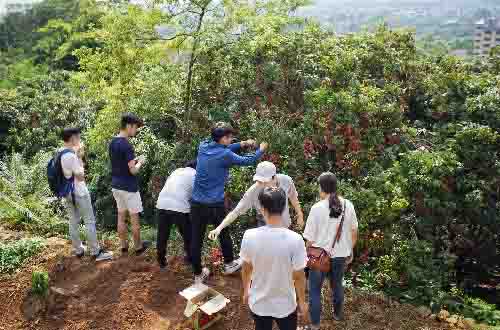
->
[473,18,500,56]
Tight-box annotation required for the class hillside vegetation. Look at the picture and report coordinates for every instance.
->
[0,0,499,327]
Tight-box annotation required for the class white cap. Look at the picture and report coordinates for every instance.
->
[253,161,277,183]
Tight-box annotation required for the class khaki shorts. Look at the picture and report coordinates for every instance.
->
[112,189,143,214]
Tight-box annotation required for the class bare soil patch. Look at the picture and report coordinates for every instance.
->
[0,235,459,330]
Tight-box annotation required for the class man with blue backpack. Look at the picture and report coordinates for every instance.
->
[48,128,113,262]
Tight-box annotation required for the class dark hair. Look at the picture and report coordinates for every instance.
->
[61,127,81,142]
[211,122,235,143]
[258,186,286,216]
[318,172,343,218]
[121,113,143,129]
[185,160,197,169]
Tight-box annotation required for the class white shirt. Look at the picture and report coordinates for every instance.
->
[60,150,89,197]
[240,226,307,318]
[156,167,196,213]
[303,197,358,258]
[232,174,298,228]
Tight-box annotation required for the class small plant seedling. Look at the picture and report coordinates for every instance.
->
[31,270,49,297]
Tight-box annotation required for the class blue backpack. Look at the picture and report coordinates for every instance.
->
[47,149,75,199]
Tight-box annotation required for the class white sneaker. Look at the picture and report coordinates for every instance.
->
[194,267,210,284]
[94,250,113,262]
[223,258,242,275]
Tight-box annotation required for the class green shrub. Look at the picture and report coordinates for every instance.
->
[0,238,45,274]
[31,270,49,297]
[0,152,67,235]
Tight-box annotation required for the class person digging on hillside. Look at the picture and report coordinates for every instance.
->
[59,128,113,262]
[109,113,150,256]
[155,160,197,270]
[190,122,268,283]
[240,187,308,330]
[303,172,358,327]
[208,161,304,241]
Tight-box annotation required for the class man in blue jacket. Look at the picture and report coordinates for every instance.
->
[191,122,268,283]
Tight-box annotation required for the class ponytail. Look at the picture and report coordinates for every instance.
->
[328,192,342,218]
[318,172,343,218]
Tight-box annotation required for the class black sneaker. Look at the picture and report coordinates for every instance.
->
[135,241,151,256]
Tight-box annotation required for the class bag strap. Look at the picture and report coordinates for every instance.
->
[331,200,347,253]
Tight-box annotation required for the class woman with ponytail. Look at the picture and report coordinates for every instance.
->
[303,172,358,328]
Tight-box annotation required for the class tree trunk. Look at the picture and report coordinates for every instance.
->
[183,4,208,139]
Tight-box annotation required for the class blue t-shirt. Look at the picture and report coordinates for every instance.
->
[109,137,138,192]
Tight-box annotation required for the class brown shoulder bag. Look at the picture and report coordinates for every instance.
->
[306,201,346,273]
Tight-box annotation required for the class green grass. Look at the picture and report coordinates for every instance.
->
[31,270,49,297]
[0,238,46,274]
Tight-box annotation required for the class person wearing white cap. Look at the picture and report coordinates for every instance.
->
[208,161,304,240]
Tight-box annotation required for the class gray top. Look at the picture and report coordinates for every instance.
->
[232,174,298,228]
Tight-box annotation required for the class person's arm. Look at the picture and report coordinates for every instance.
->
[226,142,267,167]
[241,260,253,305]
[128,159,143,175]
[288,182,304,228]
[73,162,85,182]
[293,269,308,320]
[292,238,309,321]
[240,233,253,305]
[302,206,318,246]
[347,202,359,264]
[226,149,263,167]
[290,196,304,228]
[125,143,143,176]
[228,142,242,152]
[229,139,256,152]
[209,189,254,239]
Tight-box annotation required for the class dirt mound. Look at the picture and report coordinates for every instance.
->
[0,237,456,330]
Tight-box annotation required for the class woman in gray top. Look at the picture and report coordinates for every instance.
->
[208,161,304,240]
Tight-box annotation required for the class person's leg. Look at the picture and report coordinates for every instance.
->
[308,269,326,328]
[113,190,129,251]
[214,206,234,264]
[251,312,273,330]
[130,212,142,250]
[175,212,192,263]
[76,193,100,256]
[330,257,346,320]
[190,204,208,275]
[65,196,84,256]
[156,210,172,267]
[117,210,129,250]
[127,191,144,251]
[275,310,298,330]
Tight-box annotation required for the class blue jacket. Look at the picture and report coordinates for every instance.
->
[192,140,264,204]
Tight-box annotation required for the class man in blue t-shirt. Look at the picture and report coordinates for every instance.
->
[109,113,149,256]
[191,122,268,283]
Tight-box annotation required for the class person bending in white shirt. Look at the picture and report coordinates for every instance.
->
[303,172,358,327]
[155,160,197,270]
[240,187,308,330]
[208,161,304,241]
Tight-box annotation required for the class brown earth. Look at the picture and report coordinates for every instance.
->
[0,236,466,330]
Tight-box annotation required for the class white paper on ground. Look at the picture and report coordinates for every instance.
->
[199,294,230,315]
[179,283,209,300]
[184,300,198,318]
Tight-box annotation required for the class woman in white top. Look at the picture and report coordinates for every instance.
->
[303,172,358,327]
